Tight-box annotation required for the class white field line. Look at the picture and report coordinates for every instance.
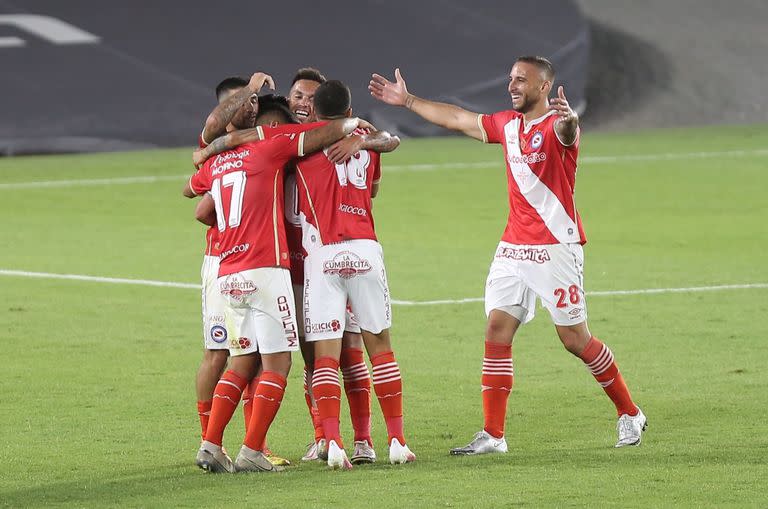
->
[1,269,766,306]
[2,148,767,190]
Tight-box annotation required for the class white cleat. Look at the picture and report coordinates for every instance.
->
[301,439,327,462]
[196,442,235,473]
[234,445,284,473]
[388,438,416,464]
[326,440,353,470]
[615,407,648,448]
[350,440,377,465]
[450,431,508,456]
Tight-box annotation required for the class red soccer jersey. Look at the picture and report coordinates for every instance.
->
[479,109,586,245]
[198,132,222,257]
[189,132,306,276]
[283,169,305,284]
[260,124,381,249]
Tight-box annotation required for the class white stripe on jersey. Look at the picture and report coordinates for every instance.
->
[503,118,581,244]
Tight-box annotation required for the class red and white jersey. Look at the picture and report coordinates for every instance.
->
[189,132,306,276]
[283,169,305,284]
[198,132,222,257]
[259,124,381,251]
[479,109,586,245]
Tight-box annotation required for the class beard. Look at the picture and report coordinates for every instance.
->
[511,93,536,114]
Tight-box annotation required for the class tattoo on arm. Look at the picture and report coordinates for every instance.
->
[205,87,254,141]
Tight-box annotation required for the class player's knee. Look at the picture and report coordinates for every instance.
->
[203,349,229,370]
[485,315,516,344]
[556,326,590,356]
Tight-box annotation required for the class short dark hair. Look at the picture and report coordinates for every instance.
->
[215,76,248,101]
[256,94,297,124]
[515,56,555,80]
[291,67,327,87]
[313,80,351,119]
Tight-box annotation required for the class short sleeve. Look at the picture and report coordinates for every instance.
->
[552,122,580,150]
[479,113,504,144]
[198,128,209,148]
[370,151,381,184]
[266,132,305,165]
[189,165,212,195]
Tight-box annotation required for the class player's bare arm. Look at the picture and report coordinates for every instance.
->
[369,68,484,141]
[326,130,401,164]
[194,194,216,226]
[549,85,579,146]
[201,72,275,144]
[302,118,366,155]
[192,127,263,168]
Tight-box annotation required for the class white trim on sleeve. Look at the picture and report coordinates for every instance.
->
[477,114,489,144]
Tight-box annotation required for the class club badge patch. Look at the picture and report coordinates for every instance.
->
[531,131,544,149]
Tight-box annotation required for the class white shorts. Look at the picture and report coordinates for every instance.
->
[304,239,391,341]
[201,255,229,350]
[218,267,300,356]
[484,242,587,326]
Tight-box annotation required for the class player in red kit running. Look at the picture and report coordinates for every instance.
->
[185,91,367,473]
[370,57,646,453]
[287,68,377,464]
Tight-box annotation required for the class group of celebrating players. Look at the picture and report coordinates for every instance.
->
[184,57,647,474]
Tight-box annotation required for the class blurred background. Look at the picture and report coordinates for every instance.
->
[2,0,767,155]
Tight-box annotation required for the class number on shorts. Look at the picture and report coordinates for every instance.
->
[554,285,580,308]
[211,171,246,232]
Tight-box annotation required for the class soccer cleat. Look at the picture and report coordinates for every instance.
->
[388,438,416,464]
[326,440,353,470]
[301,439,327,462]
[234,445,285,473]
[350,440,377,465]
[264,450,292,467]
[450,431,508,456]
[196,443,235,473]
[615,407,647,448]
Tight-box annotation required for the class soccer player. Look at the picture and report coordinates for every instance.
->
[287,68,376,464]
[369,57,646,452]
[193,73,265,443]
[185,93,367,473]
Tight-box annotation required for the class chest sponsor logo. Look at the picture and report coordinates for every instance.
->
[323,251,372,279]
[531,131,544,149]
[219,273,258,302]
[339,203,367,217]
[496,247,551,264]
[220,243,250,261]
[507,152,546,166]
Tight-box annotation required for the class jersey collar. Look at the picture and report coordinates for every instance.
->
[522,110,556,133]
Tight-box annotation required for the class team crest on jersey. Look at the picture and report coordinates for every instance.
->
[531,131,544,149]
[323,251,372,279]
[209,325,228,343]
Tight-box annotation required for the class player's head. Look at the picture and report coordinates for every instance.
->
[313,80,352,120]
[255,94,298,127]
[508,56,555,114]
[215,76,258,129]
[288,67,326,123]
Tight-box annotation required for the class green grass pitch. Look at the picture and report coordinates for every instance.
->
[1,124,767,508]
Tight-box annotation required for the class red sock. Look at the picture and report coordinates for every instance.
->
[242,377,256,430]
[482,341,514,439]
[197,400,212,440]
[341,347,372,444]
[243,371,286,451]
[580,337,638,416]
[371,351,405,445]
[304,366,324,442]
[204,370,247,446]
[312,357,343,448]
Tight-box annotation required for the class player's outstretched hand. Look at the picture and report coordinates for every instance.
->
[248,72,275,93]
[192,149,206,169]
[549,86,576,122]
[327,136,364,164]
[370,68,409,106]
